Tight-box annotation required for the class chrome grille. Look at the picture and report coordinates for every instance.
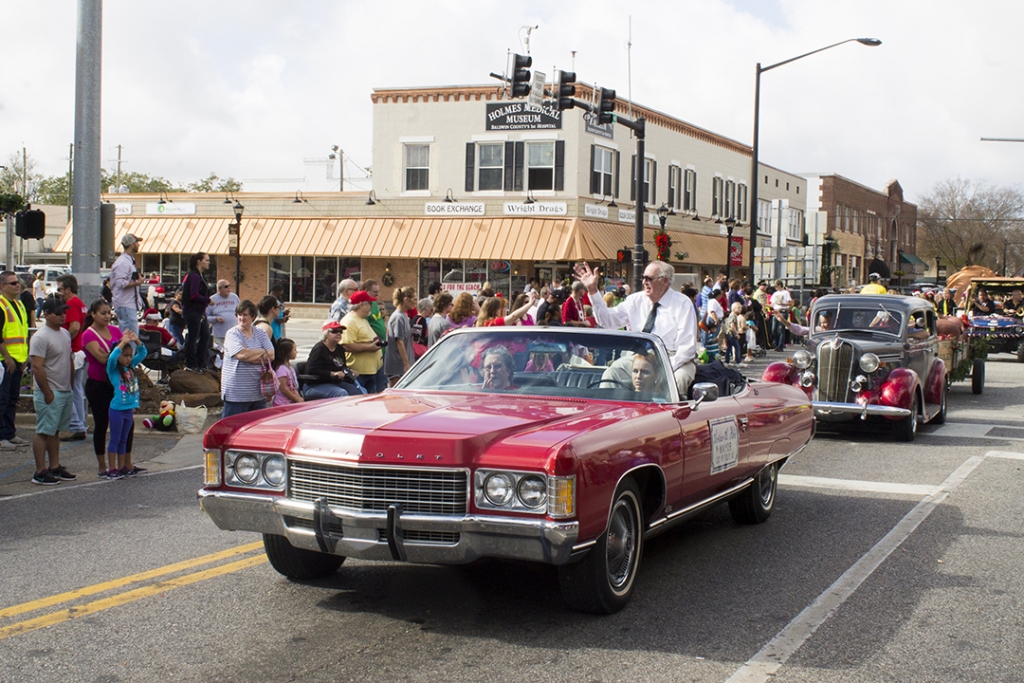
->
[817,341,855,402]
[288,460,468,515]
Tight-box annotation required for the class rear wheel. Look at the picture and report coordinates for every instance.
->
[263,533,345,580]
[972,358,985,395]
[894,394,918,442]
[729,462,778,525]
[1017,340,1024,363]
[559,479,643,614]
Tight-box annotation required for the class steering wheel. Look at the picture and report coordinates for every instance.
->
[587,377,633,389]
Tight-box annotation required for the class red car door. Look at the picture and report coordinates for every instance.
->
[676,397,750,508]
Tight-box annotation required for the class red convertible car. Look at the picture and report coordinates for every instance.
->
[200,328,813,613]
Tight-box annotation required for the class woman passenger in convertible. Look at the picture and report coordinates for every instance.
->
[631,352,667,394]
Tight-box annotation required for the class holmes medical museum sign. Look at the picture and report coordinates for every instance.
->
[485,102,562,131]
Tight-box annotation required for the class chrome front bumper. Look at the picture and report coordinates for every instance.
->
[198,489,580,565]
[813,401,912,420]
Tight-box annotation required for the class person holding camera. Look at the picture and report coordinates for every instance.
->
[110,233,146,338]
[340,290,386,394]
[302,321,363,399]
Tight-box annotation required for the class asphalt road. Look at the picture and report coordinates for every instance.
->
[1,352,1022,683]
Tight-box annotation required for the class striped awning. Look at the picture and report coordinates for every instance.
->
[55,215,742,266]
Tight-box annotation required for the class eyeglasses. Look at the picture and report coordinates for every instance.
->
[641,275,663,283]
[2,280,18,286]
[327,328,343,334]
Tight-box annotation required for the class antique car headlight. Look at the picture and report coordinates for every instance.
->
[476,469,566,515]
[483,472,516,506]
[224,450,287,490]
[233,454,260,484]
[859,353,880,373]
[517,475,547,509]
[792,349,812,369]
[850,374,869,393]
[262,455,287,487]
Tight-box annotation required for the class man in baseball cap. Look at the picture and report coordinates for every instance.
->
[111,233,146,338]
[349,290,376,306]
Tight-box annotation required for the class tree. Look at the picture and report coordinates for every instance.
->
[0,193,27,218]
[917,177,1024,273]
[35,173,71,206]
[0,152,44,202]
[185,172,243,193]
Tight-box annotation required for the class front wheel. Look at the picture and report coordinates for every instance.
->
[894,394,918,442]
[263,533,345,580]
[729,462,778,524]
[1017,340,1024,363]
[559,479,643,614]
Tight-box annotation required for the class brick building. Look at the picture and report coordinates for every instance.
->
[803,174,921,288]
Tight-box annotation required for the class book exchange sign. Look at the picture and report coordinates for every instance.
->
[485,102,562,131]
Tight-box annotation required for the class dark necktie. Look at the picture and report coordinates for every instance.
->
[642,302,660,333]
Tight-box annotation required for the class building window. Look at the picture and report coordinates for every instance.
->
[757,199,772,234]
[788,208,803,240]
[668,165,681,209]
[683,169,697,211]
[712,176,724,216]
[405,144,429,191]
[737,183,748,222]
[527,142,554,191]
[592,146,614,197]
[725,180,735,218]
[630,157,655,205]
[478,143,504,191]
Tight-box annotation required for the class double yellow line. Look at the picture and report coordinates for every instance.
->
[0,541,267,640]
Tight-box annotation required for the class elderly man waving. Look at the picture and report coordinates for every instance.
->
[575,260,698,397]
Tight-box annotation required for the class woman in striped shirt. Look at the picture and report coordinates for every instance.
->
[220,300,275,419]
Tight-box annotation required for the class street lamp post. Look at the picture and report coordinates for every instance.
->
[725,216,737,280]
[232,200,244,292]
[747,38,881,278]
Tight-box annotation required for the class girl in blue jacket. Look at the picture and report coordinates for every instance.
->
[105,330,148,479]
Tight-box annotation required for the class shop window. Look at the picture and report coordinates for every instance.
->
[291,256,314,303]
[314,257,338,304]
[269,256,290,300]
[405,144,429,191]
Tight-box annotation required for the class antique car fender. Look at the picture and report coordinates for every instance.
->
[925,358,947,406]
[762,362,800,386]
[879,367,919,419]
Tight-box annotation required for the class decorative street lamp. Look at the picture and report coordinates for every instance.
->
[232,200,244,291]
[656,203,669,230]
[724,216,737,280]
[747,38,881,276]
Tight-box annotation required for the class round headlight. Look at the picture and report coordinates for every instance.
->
[859,353,880,373]
[516,475,547,509]
[233,454,259,484]
[483,473,515,506]
[799,371,815,388]
[262,455,286,487]
[792,349,812,369]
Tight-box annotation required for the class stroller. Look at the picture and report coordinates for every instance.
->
[745,320,767,358]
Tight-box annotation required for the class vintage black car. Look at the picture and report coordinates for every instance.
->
[763,294,947,442]
[963,277,1024,361]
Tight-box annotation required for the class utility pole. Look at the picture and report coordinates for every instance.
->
[72,0,103,303]
[116,144,123,189]
[67,143,74,222]
[22,147,27,198]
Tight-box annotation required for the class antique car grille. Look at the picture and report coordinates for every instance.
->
[288,460,468,516]
[283,516,461,545]
[816,340,856,403]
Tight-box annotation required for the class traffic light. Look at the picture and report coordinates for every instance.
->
[556,70,576,110]
[14,209,45,240]
[511,53,532,98]
[596,87,616,125]
[616,248,631,264]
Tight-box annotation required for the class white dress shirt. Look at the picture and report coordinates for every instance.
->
[590,288,697,370]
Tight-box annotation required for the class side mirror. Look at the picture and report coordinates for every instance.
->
[691,382,719,408]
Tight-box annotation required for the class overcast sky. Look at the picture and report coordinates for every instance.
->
[3,0,1022,203]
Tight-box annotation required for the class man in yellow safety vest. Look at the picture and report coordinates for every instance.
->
[0,271,31,450]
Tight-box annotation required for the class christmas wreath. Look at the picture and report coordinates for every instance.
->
[654,229,672,262]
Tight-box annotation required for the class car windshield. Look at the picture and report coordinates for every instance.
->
[396,329,676,403]
[812,303,903,336]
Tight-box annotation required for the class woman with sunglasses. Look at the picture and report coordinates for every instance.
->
[206,279,239,348]
[302,320,362,399]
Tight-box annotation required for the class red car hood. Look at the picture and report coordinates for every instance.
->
[208,391,636,467]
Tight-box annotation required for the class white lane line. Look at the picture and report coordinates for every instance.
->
[725,455,985,683]
[986,450,1024,460]
[923,424,1024,441]
[779,474,940,497]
